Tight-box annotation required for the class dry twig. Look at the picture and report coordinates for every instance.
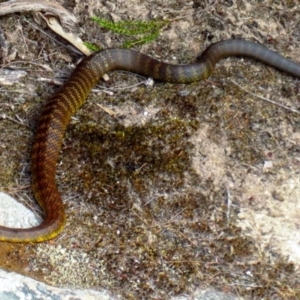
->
[0,0,77,27]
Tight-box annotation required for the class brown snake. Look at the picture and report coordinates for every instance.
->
[1,39,300,242]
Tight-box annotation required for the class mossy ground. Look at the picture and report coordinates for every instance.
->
[0,1,300,299]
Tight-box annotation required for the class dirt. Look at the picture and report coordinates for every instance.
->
[0,0,300,299]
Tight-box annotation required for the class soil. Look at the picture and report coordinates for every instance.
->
[0,0,300,299]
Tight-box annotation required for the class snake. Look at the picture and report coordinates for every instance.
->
[0,39,300,242]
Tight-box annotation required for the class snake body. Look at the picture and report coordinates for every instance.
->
[1,39,300,242]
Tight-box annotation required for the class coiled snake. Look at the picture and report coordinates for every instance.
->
[1,39,300,242]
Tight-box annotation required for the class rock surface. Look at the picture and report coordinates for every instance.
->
[0,192,39,228]
[0,269,118,300]
[0,193,242,299]
[0,0,300,299]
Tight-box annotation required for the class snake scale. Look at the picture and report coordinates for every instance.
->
[0,39,300,242]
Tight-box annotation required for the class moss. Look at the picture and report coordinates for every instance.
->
[65,110,197,206]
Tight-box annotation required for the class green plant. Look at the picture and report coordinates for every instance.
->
[90,17,169,48]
